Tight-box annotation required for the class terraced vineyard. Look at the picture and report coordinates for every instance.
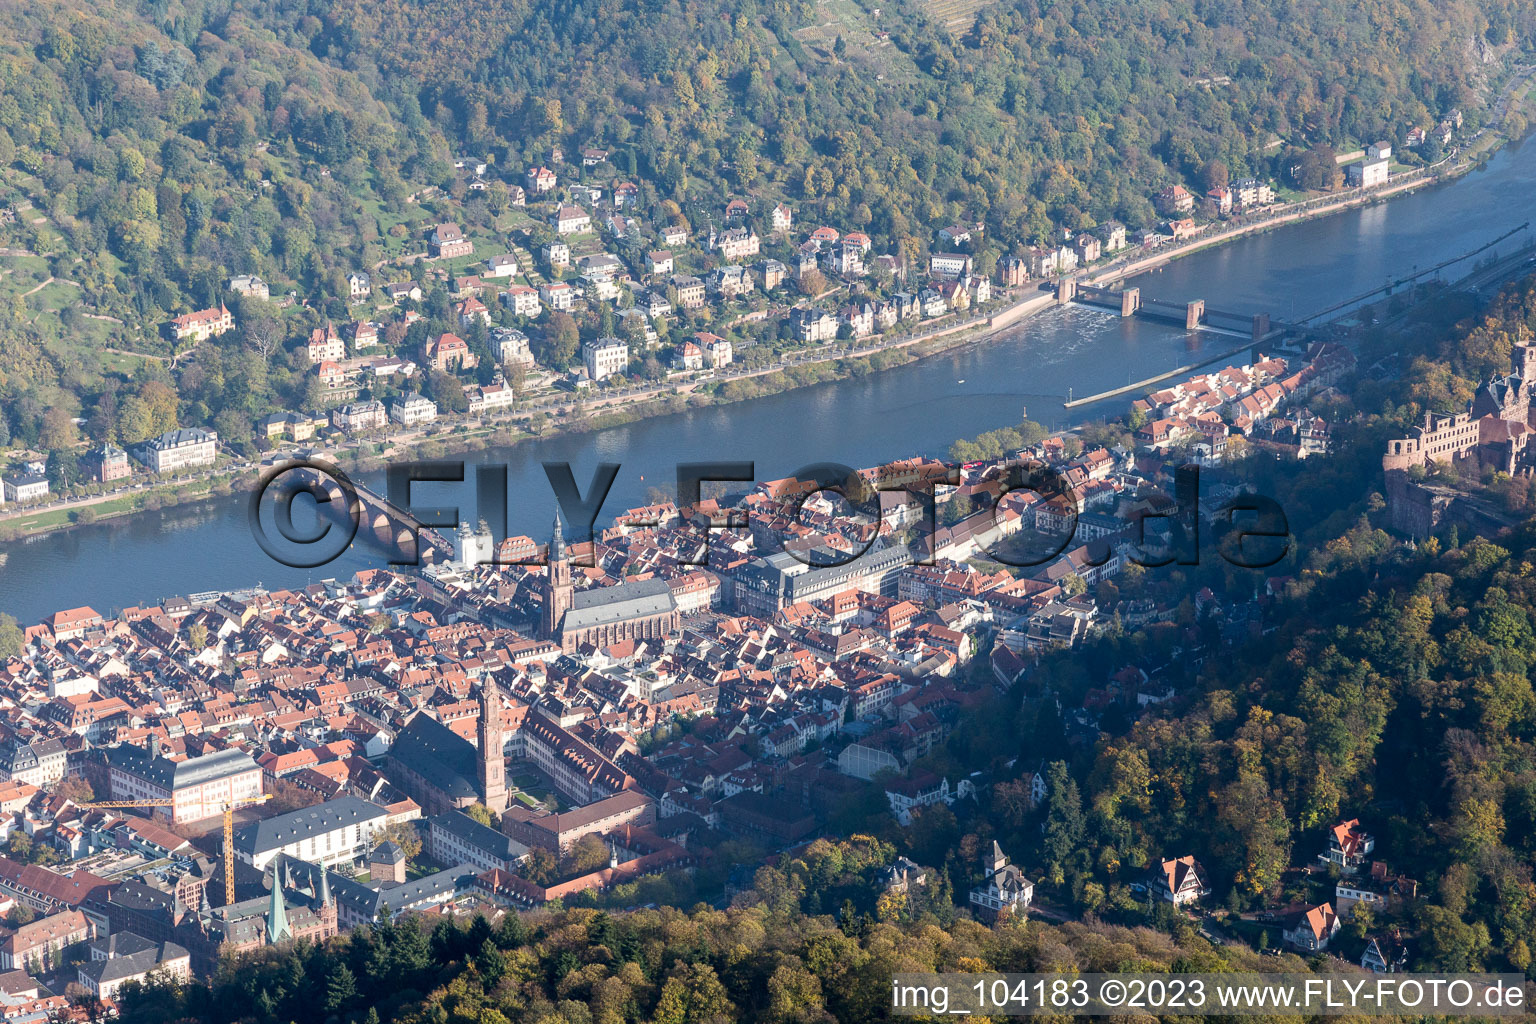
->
[924,0,993,35]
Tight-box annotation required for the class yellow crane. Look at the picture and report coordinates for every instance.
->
[83,793,272,904]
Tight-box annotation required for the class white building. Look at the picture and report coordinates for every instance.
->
[1151,856,1208,905]
[330,400,387,433]
[929,253,973,279]
[390,392,438,426]
[494,328,534,367]
[486,254,520,278]
[502,286,542,318]
[969,842,1033,921]
[135,428,218,474]
[231,797,389,871]
[583,337,629,381]
[552,206,592,235]
[1,472,49,504]
[703,336,733,368]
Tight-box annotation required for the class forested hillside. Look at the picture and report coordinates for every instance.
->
[113,889,1341,1024]
[0,0,1529,460]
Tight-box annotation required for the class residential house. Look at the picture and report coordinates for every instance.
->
[458,297,492,329]
[969,842,1032,922]
[351,320,380,351]
[428,224,473,260]
[675,342,704,372]
[582,337,629,381]
[228,275,269,300]
[1232,179,1275,209]
[502,285,542,318]
[390,393,438,426]
[539,282,573,311]
[169,305,234,343]
[423,332,476,372]
[485,254,520,278]
[543,242,571,269]
[929,253,972,279]
[347,272,370,300]
[1157,184,1194,214]
[331,401,387,433]
[701,334,732,368]
[82,444,131,484]
[494,328,534,367]
[771,204,793,232]
[671,275,705,309]
[525,167,557,193]
[307,324,346,364]
[938,224,972,246]
[839,302,875,338]
[757,258,787,290]
[1283,903,1341,951]
[552,206,592,235]
[710,265,754,300]
[716,228,760,261]
[1100,220,1128,252]
[790,307,838,343]
[3,472,50,505]
[1151,856,1208,905]
[1362,936,1409,973]
[647,251,674,276]
[1320,819,1374,873]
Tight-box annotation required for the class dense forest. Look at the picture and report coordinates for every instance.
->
[114,884,1354,1024]
[0,0,1533,461]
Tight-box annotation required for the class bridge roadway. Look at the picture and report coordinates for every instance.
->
[282,464,455,564]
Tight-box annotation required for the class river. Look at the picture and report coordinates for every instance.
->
[4,139,1536,624]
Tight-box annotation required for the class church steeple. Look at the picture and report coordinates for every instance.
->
[542,510,573,642]
[267,857,292,943]
[550,509,566,562]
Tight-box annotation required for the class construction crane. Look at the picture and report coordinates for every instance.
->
[83,793,273,904]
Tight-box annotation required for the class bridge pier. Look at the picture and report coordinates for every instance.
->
[1185,299,1205,330]
[1120,288,1140,317]
[1055,278,1077,304]
[1252,312,1270,343]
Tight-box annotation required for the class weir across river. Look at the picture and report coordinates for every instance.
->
[1057,279,1284,342]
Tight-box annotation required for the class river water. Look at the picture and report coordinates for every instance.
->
[5,139,1536,623]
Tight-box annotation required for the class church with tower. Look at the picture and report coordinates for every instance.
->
[541,512,681,653]
[386,678,510,816]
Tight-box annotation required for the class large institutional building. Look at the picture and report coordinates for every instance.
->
[104,744,263,824]
[542,514,680,653]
